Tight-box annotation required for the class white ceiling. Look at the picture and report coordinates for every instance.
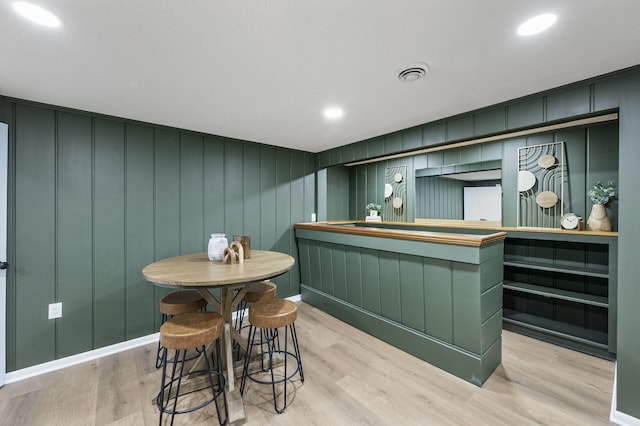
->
[2,1,640,153]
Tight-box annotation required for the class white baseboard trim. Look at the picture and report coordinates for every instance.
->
[288,293,302,303]
[5,332,159,384]
[610,362,640,426]
[4,294,303,385]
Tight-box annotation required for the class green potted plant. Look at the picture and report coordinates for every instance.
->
[366,202,382,217]
[586,181,616,231]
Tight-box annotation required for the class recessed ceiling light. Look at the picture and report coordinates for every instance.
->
[13,2,62,28]
[324,107,344,120]
[517,13,556,36]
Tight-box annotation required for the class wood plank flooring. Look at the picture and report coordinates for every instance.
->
[0,302,615,425]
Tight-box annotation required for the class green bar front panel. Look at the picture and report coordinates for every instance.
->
[295,227,504,386]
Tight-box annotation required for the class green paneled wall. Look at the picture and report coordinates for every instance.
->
[343,123,618,227]
[415,176,465,219]
[320,166,350,221]
[319,81,619,169]
[57,112,93,357]
[93,118,126,348]
[15,105,56,367]
[0,98,316,371]
[616,71,640,419]
[124,124,155,341]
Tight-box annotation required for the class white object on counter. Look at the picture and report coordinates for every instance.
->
[208,233,228,261]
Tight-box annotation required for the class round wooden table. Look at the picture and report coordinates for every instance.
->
[142,250,295,288]
[142,250,295,422]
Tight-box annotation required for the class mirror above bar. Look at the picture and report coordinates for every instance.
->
[415,159,502,226]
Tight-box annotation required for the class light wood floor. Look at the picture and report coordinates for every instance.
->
[0,302,615,425]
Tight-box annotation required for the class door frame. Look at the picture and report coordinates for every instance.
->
[0,122,8,386]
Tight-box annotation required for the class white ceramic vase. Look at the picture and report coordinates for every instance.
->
[208,233,228,261]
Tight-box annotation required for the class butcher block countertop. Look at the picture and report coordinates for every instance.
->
[294,221,506,247]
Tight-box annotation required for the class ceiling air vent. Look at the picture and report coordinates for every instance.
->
[396,62,429,82]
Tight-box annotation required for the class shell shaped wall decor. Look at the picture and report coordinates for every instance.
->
[538,154,556,169]
[518,170,536,192]
[383,165,407,222]
[517,141,565,228]
[535,191,558,208]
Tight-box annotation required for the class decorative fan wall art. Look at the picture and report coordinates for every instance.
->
[383,165,407,222]
[517,141,565,228]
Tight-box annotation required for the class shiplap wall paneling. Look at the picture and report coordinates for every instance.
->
[345,246,363,307]
[260,146,277,250]
[203,136,225,245]
[180,133,205,254]
[275,150,292,295]
[331,246,347,301]
[587,124,619,227]
[124,124,155,340]
[617,71,640,418]
[415,176,464,220]
[56,112,93,358]
[2,98,317,371]
[14,104,56,369]
[361,248,381,315]
[379,251,401,323]
[242,143,261,253]
[93,118,126,349]
[153,128,181,325]
[223,140,243,242]
[399,255,424,332]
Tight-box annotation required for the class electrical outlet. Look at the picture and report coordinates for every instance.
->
[311,213,317,222]
[48,302,62,319]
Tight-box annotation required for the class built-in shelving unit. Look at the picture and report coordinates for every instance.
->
[502,231,617,358]
[502,260,608,278]
[503,281,608,307]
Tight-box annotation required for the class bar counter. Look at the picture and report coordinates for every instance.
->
[294,221,506,386]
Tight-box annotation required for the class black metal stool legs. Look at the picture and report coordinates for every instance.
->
[156,313,169,368]
[157,339,228,425]
[240,322,304,413]
[233,300,248,361]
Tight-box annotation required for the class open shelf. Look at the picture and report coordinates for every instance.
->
[503,309,608,348]
[502,234,616,356]
[503,280,608,308]
[503,259,608,278]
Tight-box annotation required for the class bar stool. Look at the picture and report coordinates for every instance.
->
[157,311,228,425]
[156,290,208,368]
[234,281,277,359]
[240,299,304,413]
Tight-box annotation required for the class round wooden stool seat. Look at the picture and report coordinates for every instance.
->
[157,311,228,424]
[159,290,207,316]
[160,312,223,350]
[242,281,277,303]
[241,298,304,413]
[249,299,297,329]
